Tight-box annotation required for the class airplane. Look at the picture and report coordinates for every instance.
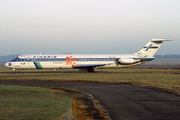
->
[5,39,172,73]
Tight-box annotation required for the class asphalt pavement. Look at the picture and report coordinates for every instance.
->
[1,80,180,120]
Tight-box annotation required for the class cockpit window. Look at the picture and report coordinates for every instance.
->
[13,57,20,61]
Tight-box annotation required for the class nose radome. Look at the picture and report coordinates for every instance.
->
[5,62,10,67]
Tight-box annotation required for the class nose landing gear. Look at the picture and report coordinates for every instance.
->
[12,69,16,74]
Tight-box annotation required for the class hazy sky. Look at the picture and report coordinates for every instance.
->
[0,0,179,55]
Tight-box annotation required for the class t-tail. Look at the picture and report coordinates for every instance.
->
[134,39,173,57]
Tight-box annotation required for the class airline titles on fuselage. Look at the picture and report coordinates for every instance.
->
[33,56,57,59]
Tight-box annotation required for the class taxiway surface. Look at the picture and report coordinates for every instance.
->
[0,80,180,120]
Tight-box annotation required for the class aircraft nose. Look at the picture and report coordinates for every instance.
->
[5,62,10,68]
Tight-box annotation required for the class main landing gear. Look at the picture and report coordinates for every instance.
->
[87,68,94,72]
[12,69,16,74]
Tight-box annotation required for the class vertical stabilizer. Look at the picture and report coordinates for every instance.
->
[134,39,172,57]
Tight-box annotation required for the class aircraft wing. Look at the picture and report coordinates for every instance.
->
[73,63,111,69]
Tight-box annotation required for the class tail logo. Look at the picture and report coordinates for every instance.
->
[143,44,158,51]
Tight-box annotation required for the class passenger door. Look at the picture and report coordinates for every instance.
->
[21,56,25,65]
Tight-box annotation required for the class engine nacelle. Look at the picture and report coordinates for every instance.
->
[118,59,140,65]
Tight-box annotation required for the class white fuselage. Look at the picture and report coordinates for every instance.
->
[4,54,154,70]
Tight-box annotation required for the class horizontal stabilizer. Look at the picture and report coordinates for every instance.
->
[151,39,174,42]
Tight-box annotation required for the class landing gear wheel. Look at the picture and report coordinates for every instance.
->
[87,68,94,72]
[12,69,16,74]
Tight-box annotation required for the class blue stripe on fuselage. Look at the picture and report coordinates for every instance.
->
[9,57,155,62]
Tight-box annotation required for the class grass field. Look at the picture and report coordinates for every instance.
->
[0,85,73,120]
[1,64,180,94]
